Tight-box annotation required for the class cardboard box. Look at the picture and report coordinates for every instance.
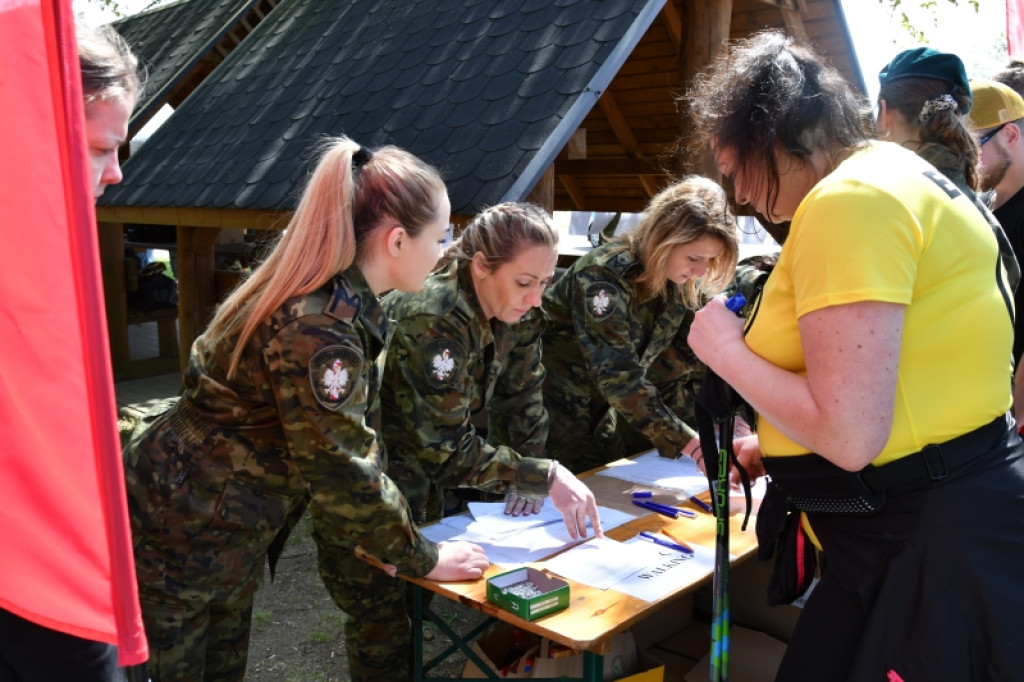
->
[487,567,570,621]
[531,631,637,680]
[703,558,802,642]
[461,622,541,678]
[631,593,693,651]
[463,630,664,681]
[682,625,786,682]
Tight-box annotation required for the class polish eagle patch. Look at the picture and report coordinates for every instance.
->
[584,281,622,322]
[310,345,363,410]
[423,338,466,389]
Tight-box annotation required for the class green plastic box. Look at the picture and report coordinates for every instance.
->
[486,567,570,621]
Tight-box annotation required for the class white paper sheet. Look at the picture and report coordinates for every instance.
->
[416,505,637,568]
[595,449,710,495]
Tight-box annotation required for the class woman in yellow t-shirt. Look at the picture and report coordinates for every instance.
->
[684,31,1024,682]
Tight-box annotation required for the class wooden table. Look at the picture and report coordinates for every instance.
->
[406,468,760,681]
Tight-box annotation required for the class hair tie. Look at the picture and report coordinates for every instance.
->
[352,146,373,169]
[919,93,957,122]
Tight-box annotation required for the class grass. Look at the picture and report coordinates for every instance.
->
[253,609,272,630]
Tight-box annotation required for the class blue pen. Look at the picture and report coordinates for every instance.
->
[725,292,746,315]
[633,499,697,519]
[647,500,697,518]
[632,490,653,498]
[689,496,714,514]
[632,499,678,518]
[640,500,682,516]
[639,531,694,555]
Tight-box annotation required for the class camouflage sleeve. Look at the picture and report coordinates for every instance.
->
[645,320,705,430]
[384,315,551,500]
[263,318,438,578]
[725,253,779,304]
[487,311,548,461]
[572,268,694,458]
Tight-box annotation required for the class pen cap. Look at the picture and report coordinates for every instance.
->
[725,293,746,314]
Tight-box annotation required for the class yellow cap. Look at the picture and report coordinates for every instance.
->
[969,78,1024,130]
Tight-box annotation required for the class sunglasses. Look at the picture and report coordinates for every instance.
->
[980,123,1007,146]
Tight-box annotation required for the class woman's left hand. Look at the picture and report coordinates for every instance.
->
[503,492,545,516]
[688,295,747,370]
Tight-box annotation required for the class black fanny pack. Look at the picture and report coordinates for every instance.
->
[762,413,1009,515]
[755,414,1010,605]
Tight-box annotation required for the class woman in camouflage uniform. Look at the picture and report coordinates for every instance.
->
[325,203,601,680]
[380,202,603,531]
[122,138,488,681]
[542,177,739,473]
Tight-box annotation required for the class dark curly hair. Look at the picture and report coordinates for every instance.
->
[682,31,867,221]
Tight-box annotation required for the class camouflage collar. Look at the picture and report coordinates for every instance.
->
[333,266,390,346]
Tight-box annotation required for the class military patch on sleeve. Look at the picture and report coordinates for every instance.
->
[584,281,622,322]
[310,345,363,411]
[423,338,466,389]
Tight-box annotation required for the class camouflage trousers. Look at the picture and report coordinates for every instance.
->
[315,536,414,681]
[138,585,253,682]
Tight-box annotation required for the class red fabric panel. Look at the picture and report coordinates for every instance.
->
[1009,0,1024,57]
[0,0,147,666]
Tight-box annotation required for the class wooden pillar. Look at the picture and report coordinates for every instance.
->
[98,221,129,379]
[176,225,220,372]
[526,166,555,213]
[680,0,732,179]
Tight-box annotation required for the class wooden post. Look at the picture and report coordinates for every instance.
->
[526,165,555,213]
[680,0,732,179]
[176,225,221,373]
[98,221,129,379]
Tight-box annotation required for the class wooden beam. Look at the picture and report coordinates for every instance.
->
[749,0,799,9]
[660,2,682,54]
[640,176,661,199]
[559,175,587,210]
[555,157,666,175]
[598,92,642,158]
[781,7,808,44]
[96,205,290,230]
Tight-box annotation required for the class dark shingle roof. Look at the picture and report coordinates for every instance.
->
[112,0,271,128]
[102,0,662,216]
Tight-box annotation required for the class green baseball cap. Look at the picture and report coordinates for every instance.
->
[878,47,972,113]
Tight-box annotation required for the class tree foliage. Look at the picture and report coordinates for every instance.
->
[882,0,981,44]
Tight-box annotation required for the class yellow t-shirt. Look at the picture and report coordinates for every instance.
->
[746,142,1013,464]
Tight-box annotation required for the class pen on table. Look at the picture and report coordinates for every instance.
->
[639,531,694,555]
[632,499,696,519]
[632,490,653,499]
[632,499,678,518]
[689,495,714,514]
[647,500,697,518]
[659,528,694,553]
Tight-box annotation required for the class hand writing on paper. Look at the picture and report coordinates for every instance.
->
[425,541,489,581]
[547,462,604,540]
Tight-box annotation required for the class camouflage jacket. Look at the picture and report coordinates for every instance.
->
[542,245,700,458]
[380,260,551,522]
[124,267,436,600]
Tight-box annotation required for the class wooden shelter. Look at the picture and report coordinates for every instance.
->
[98,0,865,380]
